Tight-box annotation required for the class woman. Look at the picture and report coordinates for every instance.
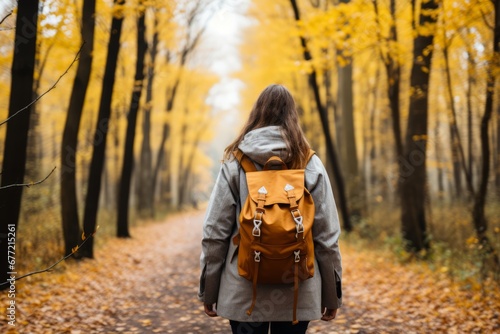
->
[198,84,342,334]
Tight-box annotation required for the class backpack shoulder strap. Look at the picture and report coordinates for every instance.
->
[233,149,257,173]
[306,149,316,165]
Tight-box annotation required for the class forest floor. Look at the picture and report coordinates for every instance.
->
[2,210,500,334]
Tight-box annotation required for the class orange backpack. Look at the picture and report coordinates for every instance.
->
[233,149,316,324]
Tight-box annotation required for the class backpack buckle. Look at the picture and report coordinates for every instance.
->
[252,223,262,237]
[291,209,304,238]
[294,250,301,263]
[253,211,263,237]
[254,251,261,262]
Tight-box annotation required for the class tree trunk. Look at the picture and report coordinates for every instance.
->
[152,5,206,207]
[374,0,403,158]
[117,4,147,237]
[363,65,379,209]
[81,0,125,258]
[471,0,499,267]
[434,122,444,195]
[137,11,158,218]
[24,47,44,216]
[60,0,96,257]
[177,119,189,208]
[443,34,474,197]
[337,0,361,219]
[152,75,180,208]
[496,99,500,195]
[337,63,356,174]
[374,0,403,204]
[290,0,351,231]
[369,66,380,189]
[0,0,39,289]
[178,117,209,208]
[463,27,479,194]
[26,45,44,183]
[467,61,475,190]
[449,123,463,198]
[399,0,439,252]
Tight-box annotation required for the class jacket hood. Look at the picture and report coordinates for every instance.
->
[237,126,289,166]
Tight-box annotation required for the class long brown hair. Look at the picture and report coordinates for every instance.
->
[224,84,310,169]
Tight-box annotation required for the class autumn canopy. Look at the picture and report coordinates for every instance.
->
[0,0,499,332]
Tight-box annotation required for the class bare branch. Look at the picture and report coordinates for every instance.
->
[0,166,56,190]
[0,229,98,286]
[0,9,13,25]
[0,43,84,127]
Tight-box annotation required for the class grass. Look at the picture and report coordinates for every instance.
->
[14,195,178,282]
[343,197,500,288]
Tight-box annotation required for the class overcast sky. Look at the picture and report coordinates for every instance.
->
[0,0,15,20]
[200,0,252,159]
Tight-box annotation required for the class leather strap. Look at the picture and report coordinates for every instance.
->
[256,192,266,212]
[234,149,256,172]
[306,149,315,162]
[292,261,299,325]
[286,189,299,210]
[247,261,260,316]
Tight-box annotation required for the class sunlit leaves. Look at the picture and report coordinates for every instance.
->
[302,0,379,62]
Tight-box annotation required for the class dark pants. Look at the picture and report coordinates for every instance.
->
[230,320,309,334]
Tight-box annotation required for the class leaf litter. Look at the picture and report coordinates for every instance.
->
[1,211,499,333]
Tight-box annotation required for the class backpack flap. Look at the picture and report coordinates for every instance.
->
[245,169,305,205]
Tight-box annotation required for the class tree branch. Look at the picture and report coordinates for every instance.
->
[0,166,56,190]
[0,43,84,127]
[0,228,99,286]
[0,9,13,25]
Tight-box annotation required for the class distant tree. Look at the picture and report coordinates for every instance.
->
[137,7,159,218]
[117,2,147,237]
[152,0,208,209]
[289,0,352,232]
[399,0,440,252]
[81,0,126,258]
[441,15,474,198]
[471,0,499,266]
[0,0,40,289]
[60,0,96,257]
[177,109,209,208]
[497,100,500,195]
[336,0,361,219]
[373,0,403,158]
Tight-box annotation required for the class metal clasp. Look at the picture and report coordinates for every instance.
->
[294,250,300,263]
[254,251,261,262]
[253,211,263,237]
[291,209,304,238]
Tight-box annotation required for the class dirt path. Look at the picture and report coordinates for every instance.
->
[2,211,499,334]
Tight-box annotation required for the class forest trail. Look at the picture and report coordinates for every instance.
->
[3,211,499,334]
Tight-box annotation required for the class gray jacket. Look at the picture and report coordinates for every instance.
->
[198,126,342,322]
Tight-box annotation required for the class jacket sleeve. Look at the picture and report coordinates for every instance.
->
[306,155,343,309]
[198,162,238,304]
